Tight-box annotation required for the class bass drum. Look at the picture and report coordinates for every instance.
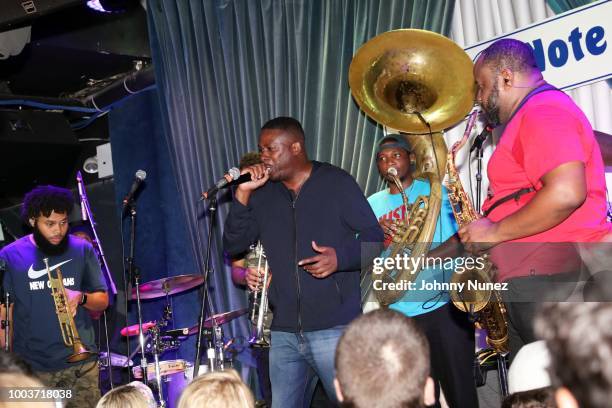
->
[133,359,192,408]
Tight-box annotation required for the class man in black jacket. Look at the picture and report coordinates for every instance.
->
[223,116,383,407]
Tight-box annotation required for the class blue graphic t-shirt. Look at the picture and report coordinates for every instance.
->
[367,179,458,317]
[0,235,107,371]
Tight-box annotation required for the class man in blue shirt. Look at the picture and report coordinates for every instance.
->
[367,135,478,408]
[0,185,108,408]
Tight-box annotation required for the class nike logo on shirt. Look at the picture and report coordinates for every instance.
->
[27,259,73,280]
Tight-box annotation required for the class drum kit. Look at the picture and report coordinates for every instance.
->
[101,273,247,408]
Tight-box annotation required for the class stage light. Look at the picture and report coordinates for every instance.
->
[86,0,128,14]
[83,156,99,174]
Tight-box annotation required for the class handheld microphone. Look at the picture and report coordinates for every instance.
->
[122,170,147,208]
[470,124,495,153]
[200,167,253,200]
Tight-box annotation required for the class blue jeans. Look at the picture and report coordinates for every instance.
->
[269,325,345,408]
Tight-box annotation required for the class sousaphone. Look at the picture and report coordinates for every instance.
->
[350,29,475,306]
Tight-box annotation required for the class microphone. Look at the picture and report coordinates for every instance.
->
[76,171,88,221]
[200,167,252,200]
[122,170,147,208]
[470,124,495,153]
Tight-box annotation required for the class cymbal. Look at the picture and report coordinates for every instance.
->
[120,321,156,337]
[132,274,204,300]
[164,309,249,337]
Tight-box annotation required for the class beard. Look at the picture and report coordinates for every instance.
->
[33,225,69,256]
[484,82,501,125]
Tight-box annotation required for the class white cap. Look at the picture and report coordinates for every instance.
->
[508,340,552,394]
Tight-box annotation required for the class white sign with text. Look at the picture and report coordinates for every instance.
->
[465,0,612,90]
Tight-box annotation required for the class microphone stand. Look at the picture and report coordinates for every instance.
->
[125,200,149,387]
[193,195,219,377]
[0,261,9,352]
[76,172,117,388]
[475,144,485,213]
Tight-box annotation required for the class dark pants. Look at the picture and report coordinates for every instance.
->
[414,303,478,408]
[502,272,580,363]
[253,347,272,407]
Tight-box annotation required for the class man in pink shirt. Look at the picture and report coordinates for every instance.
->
[458,38,611,358]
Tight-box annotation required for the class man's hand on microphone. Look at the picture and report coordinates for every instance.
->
[235,164,270,206]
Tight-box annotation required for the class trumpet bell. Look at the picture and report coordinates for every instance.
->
[349,29,475,134]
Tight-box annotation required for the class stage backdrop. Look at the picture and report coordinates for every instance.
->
[119,0,456,377]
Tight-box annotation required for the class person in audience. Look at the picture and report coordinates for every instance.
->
[96,382,157,408]
[535,302,612,408]
[177,369,255,408]
[0,352,55,408]
[334,309,435,408]
[501,388,556,408]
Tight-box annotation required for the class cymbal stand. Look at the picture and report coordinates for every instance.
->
[214,324,225,371]
[150,324,165,408]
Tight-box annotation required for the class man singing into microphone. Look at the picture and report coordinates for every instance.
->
[223,116,383,407]
[459,39,611,358]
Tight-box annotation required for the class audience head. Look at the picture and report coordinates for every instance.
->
[334,309,435,408]
[535,302,612,408]
[501,387,556,408]
[0,352,54,408]
[0,350,34,376]
[508,341,552,394]
[96,382,157,408]
[177,369,254,408]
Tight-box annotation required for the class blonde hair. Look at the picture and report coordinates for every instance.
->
[96,382,157,408]
[178,369,254,408]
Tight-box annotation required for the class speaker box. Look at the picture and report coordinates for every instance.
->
[0,109,81,206]
[0,0,82,32]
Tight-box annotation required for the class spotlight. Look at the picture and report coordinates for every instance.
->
[86,0,128,13]
[83,156,99,174]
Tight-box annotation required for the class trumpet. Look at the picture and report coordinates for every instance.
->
[44,258,95,363]
[246,242,270,348]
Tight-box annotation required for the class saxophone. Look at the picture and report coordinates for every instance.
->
[445,111,508,354]
[44,258,96,363]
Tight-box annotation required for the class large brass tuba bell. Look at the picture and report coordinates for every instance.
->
[350,29,475,307]
[349,29,475,135]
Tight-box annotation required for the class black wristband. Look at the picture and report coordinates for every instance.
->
[79,293,88,306]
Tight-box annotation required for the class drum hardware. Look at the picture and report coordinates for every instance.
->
[98,351,134,368]
[121,270,243,407]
